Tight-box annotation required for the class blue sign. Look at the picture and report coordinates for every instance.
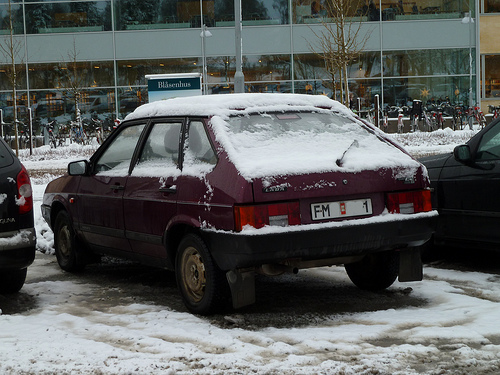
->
[146,74,202,102]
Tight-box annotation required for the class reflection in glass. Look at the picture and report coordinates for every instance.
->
[25,1,111,34]
[383,49,471,77]
[383,76,472,106]
[0,3,23,34]
[116,58,199,86]
[118,87,148,118]
[292,0,471,23]
[29,61,114,90]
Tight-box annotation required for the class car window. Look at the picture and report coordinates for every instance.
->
[95,123,146,175]
[132,122,182,177]
[476,124,500,161]
[184,121,216,166]
[216,111,416,178]
[0,140,14,168]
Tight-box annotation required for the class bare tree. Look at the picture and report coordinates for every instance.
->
[0,0,25,156]
[309,0,370,107]
[57,38,87,132]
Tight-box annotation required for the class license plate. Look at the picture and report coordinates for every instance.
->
[311,198,372,221]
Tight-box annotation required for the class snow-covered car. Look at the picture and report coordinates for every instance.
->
[41,93,436,314]
[0,138,36,294]
[420,117,500,251]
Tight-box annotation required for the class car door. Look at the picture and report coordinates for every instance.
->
[123,120,184,262]
[123,118,218,264]
[76,122,146,252]
[439,123,500,245]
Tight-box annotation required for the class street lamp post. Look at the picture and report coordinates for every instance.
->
[234,0,244,93]
[200,24,212,95]
[462,12,474,109]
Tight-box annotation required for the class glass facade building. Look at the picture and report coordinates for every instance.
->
[0,0,480,124]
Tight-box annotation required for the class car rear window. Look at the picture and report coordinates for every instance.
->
[0,140,14,168]
[214,111,419,179]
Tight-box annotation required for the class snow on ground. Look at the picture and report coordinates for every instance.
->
[3,127,500,375]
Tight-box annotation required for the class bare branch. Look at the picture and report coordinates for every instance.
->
[307,0,371,107]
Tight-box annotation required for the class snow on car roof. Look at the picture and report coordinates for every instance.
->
[124,93,347,120]
[125,93,421,180]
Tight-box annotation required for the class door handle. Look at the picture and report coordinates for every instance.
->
[159,185,177,194]
[110,185,125,191]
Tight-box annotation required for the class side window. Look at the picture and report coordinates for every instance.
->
[133,122,182,175]
[184,121,216,166]
[95,123,146,175]
[477,125,500,161]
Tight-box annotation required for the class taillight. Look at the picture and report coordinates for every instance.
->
[17,165,33,215]
[234,201,301,231]
[387,190,432,214]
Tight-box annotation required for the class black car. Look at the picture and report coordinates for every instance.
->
[420,117,500,250]
[0,138,36,293]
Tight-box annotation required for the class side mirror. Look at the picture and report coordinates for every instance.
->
[68,160,89,176]
[453,144,472,164]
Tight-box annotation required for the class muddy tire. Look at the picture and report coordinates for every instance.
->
[176,234,230,315]
[54,211,87,272]
[345,250,399,291]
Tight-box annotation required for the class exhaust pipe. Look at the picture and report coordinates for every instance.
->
[258,264,299,276]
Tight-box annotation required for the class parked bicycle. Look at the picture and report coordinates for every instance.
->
[467,106,487,130]
[40,120,58,148]
[88,118,104,144]
[422,109,436,132]
[17,121,32,149]
[489,105,500,120]
[70,121,89,145]
[452,105,466,130]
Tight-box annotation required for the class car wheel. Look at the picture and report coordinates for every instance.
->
[54,211,86,272]
[345,250,399,291]
[0,268,27,294]
[176,234,230,315]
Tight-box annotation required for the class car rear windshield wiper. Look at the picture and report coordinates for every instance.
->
[336,140,359,167]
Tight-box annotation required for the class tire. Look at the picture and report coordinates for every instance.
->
[345,250,399,291]
[0,268,27,294]
[175,234,230,315]
[54,211,87,272]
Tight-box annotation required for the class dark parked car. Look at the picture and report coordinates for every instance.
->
[42,93,436,314]
[421,117,500,251]
[0,138,36,293]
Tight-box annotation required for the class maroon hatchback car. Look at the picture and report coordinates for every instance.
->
[42,93,436,314]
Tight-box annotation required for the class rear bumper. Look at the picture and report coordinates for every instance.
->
[0,228,36,269]
[204,211,437,270]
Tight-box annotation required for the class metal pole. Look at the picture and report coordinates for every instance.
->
[201,24,207,95]
[28,107,33,155]
[234,0,244,93]
[469,14,473,108]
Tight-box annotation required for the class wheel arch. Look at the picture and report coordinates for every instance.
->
[50,200,68,229]
[164,222,206,267]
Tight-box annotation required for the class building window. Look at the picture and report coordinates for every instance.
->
[28,61,114,90]
[115,0,288,31]
[117,58,199,86]
[383,49,471,77]
[25,1,111,34]
[484,0,500,13]
[293,0,471,23]
[0,3,23,34]
[484,55,500,98]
